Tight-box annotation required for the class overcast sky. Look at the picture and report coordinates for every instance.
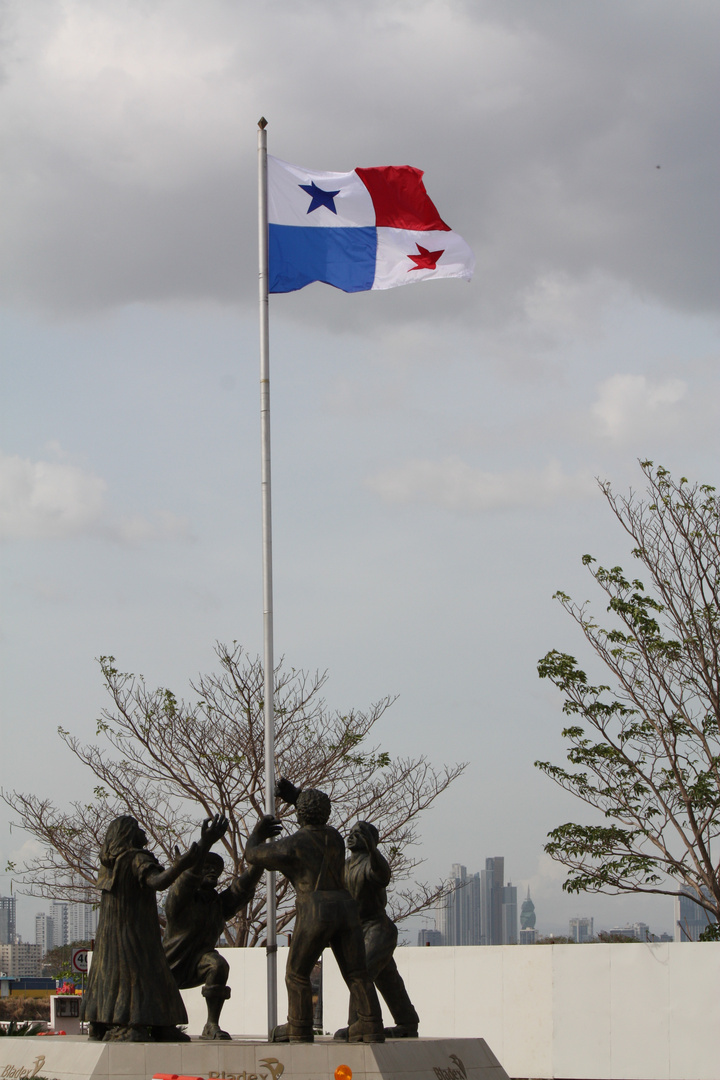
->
[2,0,719,941]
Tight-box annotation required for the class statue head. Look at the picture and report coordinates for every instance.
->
[202,852,224,887]
[296,788,331,827]
[100,815,147,866]
[348,820,379,852]
[97,817,149,893]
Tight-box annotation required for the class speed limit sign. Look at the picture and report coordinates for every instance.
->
[71,947,88,973]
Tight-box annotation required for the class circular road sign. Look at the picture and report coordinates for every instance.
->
[71,947,88,973]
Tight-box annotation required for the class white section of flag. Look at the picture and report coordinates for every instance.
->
[268,155,375,228]
[373,228,475,290]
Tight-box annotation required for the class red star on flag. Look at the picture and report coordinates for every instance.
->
[407,243,445,272]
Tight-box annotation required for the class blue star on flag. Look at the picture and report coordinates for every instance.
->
[299,181,340,215]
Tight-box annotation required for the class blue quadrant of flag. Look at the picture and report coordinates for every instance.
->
[269,226,377,293]
[268,156,474,294]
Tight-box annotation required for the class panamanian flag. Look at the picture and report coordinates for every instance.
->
[268,155,475,294]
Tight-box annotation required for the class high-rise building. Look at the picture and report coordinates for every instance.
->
[417,929,442,946]
[0,897,17,945]
[45,901,96,946]
[0,944,42,978]
[520,887,536,941]
[68,902,98,943]
[569,916,594,943]
[480,858,505,946]
[35,913,55,956]
[436,858,518,945]
[674,893,713,941]
[437,864,481,945]
[519,887,537,942]
[502,883,518,945]
[49,902,69,947]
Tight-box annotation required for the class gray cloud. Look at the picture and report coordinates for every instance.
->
[1,0,718,324]
[364,457,596,511]
[591,373,688,442]
[0,448,190,543]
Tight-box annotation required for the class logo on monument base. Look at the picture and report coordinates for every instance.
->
[0,1055,46,1080]
[433,1054,467,1080]
[208,1057,285,1080]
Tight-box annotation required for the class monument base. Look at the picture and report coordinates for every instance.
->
[0,1036,509,1080]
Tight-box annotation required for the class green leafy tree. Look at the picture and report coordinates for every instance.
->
[3,644,465,945]
[536,462,720,929]
[595,931,639,944]
[41,941,91,984]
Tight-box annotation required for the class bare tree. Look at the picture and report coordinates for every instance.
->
[3,644,465,945]
[536,462,720,931]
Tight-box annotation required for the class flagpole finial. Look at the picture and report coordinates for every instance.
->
[258,116,268,129]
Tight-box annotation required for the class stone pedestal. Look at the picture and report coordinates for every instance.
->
[0,1036,509,1080]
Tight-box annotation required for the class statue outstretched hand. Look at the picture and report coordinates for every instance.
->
[254,815,283,842]
[170,814,228,872]
[172,842,202,873]
[200,814,229,851]
[275,777,301,806]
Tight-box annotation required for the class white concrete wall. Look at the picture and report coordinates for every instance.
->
[323,943,720,1080]
[187,943,720,1080]
[181,946,288,1040]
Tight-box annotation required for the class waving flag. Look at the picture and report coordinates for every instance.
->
[268,155,474,294]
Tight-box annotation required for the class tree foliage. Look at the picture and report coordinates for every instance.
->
[536,462,720,925]
[3,644,465,945]
[41,941,91,982]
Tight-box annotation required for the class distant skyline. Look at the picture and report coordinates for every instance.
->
[404,864,676,946]
[2,1,719,941]
[5,890,675,945]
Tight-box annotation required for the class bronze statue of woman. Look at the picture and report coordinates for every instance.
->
[83,813,225,1042]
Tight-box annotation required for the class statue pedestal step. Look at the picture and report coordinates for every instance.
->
[0,1035,509,1080]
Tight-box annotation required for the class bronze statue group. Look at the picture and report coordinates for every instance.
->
[81,781,419,1044]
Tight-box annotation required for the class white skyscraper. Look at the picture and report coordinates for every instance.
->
[49,902,69,946]
[0,897,17,944]
[436,858,517,945]
[436,864,467,945]
[67,902,98,943]
[46,901,97,945]
[35,913,55,955]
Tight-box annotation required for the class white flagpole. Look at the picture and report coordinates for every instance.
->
[257,115,278,1036]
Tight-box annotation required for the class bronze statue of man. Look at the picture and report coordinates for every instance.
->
[245,780,385,1044]
[163,815,280,1040]
[334,820,419,1039]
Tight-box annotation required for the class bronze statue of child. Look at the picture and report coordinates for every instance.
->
[163,815,281,1039]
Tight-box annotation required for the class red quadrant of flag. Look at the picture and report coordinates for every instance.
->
[355,166,451,231]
